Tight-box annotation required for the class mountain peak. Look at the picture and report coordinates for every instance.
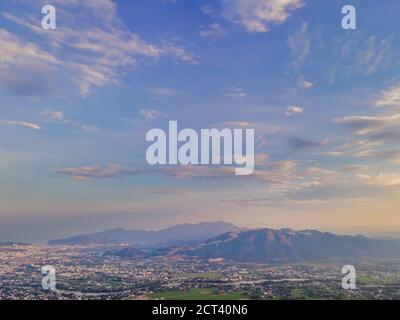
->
[178,228,400,262]
[48,221,240,247]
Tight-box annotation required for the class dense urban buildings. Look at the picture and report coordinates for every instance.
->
[1,243,399,300]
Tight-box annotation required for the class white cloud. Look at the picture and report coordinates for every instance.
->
[200,5,214,15]
[0,29,58,66]
[224,87,246,100]
[42,110,65,122]
[63,29,197,95]
[299,78,313,89]
[0,120,41,130]
[49,0,118,28]
[140,109,168,122]
[357,172,400,187]
[148,87,186,98]
[288,22,310,69]
[336,139,382,151]
[320,151,345,157]
[340,165,372,174]
[80,124,98,133]
[285,105,304,116]
[159,160,300,185]
[0,28,61,96]
[219,121,281,134]
[329,34,397,82]
[221,0,304,32]
[141,187,189,195]
[354,149,400,163]
[2,2,197,96]
[373,84,400,107]
[56,164,137,180]
[199,23,226,37]
[334,114,400,135]
[356,36,394,75]
[41,109,99,133]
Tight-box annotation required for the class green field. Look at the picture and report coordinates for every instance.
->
[150,288,249,300]
[358,274,399,285]
[290,288,313,300]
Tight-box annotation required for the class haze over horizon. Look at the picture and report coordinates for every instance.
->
[3,220,400,244]
[1,0,400,243]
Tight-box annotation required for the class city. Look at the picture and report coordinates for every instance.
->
[1,243,400,300]
[1,0,400,309]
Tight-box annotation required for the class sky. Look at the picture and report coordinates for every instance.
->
[1,0,400,242]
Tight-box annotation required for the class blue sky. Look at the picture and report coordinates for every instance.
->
[1,0,400,242]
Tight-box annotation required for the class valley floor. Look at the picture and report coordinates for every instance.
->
[1,244,400,300]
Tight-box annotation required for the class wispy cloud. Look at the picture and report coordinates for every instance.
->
[148,87,186,99]
[140,109,168,122]
[221,168,397,207]
[219,121,280,133]
[336,140,382,152]
[220,0,304,33]
[354,36,395,75]
[334,114,400,135]
[0,28,60,96]
[200,5,214,16]
[224,87,246,101]
[373,84,400,107]
[199,23,226,37]
[288,22,310,69]
[218,120,281,147]
[2,2,197,96]
[41,109,98,133]
[299,78,313,89]
[329,34,397,82]
[42,110,65,122]
[285,105,304,116]
[56,164,138,180]
[369,173,400,187]
[0,120,41,130]
[153,159,313,189]
[354,149,400,164]
[288,137,324,153]
[80,124,98,133]
[140,187,189,195]
[340,165,373,174]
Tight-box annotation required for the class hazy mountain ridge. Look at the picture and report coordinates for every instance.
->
[177,228,400,262]
[108,228,400,262]
[0,241,30,246]
[104,246,146,258]
[49,224,400,262]
[48,221,241,247]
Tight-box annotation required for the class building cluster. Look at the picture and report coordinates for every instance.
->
[0,244,399,300]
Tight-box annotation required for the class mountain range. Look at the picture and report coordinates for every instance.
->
[0,241,29,246]
[178,228,400,261]
[48,221,241,247]
[49,222,400,262]
[110,228,400,262]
